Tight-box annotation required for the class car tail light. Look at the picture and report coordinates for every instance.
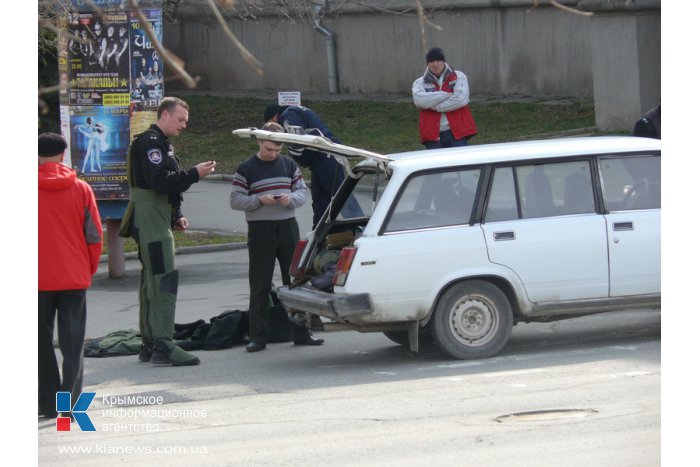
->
[289,240,309,277]
[332,246,357,287]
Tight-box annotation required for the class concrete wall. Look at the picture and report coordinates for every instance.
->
[588,10,661,130]
[164,1,592,97]
[333,7,593,97]
[163,0,660,130]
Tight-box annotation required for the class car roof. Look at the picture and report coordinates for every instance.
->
[383,136,661,171]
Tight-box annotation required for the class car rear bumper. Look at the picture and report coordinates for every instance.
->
[277,286,374,318]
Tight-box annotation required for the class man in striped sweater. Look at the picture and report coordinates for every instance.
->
[230,122,324,352]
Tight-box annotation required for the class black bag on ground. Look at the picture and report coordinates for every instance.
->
[175,322,211,351]
[173,319,206,340]
[203,309,248,350]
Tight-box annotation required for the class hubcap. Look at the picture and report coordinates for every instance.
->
[449,295,498,346]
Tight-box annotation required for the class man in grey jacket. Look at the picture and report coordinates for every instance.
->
[412,47,478,148]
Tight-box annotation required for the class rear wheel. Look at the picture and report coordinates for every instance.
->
[431,280,513,359]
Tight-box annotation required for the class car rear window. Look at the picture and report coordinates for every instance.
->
[599,154,660,211]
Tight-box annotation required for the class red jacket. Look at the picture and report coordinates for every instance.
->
[39,162,103,291]
[418,69,478,143]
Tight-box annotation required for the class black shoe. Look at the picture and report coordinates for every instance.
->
[293,334,324,346]
[309,314,324,331]
[246,340,267,353]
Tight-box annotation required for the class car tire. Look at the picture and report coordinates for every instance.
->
[431,280,513,359]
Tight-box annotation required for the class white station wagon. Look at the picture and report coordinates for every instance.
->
[233,130,661,359]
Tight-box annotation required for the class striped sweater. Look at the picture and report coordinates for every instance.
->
[230,153,309,222]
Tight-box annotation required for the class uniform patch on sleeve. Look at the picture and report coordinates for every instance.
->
[147,148,162,164]
[283,121,304,135]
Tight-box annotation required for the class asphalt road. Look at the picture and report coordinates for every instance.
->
[38,248,661,466]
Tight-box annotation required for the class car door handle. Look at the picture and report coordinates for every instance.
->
[613,222,634,231]
[494,231,515,241]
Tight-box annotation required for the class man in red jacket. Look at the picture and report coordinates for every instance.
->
[38,133,103,419]
[412,47,478,149]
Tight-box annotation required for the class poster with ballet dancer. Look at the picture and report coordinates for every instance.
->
[70,106,130,199]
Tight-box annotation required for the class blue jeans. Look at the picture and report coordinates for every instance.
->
[423,130,468,149]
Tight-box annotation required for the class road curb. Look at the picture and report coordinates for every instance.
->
[99,241,248,263]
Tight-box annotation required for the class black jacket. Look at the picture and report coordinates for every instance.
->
[632,104,661,139]
[128,124,199,221]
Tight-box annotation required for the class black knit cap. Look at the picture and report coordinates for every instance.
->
[426,47,446,63]
[38,132,67,157]
[263,102,284,122]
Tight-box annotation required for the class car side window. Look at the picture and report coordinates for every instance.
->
[516,160,595,219]
[384,169,480,232]
[599,154,660,211]
[485,167,518,222]
[485,160,595,222]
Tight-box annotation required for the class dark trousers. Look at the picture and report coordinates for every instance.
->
[38,290,87,417]
[247,218,307,342]
[423,129,468,150]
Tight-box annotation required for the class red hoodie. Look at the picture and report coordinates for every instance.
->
[39,162,103,291]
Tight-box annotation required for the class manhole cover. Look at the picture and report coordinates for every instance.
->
[493,409,598,423]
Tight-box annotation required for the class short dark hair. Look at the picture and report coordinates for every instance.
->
[157,96,189,119]
[263,102,288,123]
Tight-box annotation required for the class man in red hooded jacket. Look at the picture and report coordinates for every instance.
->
[38,133,103,419]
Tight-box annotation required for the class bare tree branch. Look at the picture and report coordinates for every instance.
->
[126,0,199,89]
[348,0,412,15]
[549,0,592,17]
[423,16,443,32]
[205,0,264,77]
[414,0,444,54]
[529,0,593,16]
[416,0,427,54]
[38,84,60,97]
[39,17,88,44]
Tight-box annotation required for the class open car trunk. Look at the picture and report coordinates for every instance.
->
[232,128,393,322]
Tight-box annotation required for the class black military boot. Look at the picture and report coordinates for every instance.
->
[138,337,154,363]
[150,339,200,366]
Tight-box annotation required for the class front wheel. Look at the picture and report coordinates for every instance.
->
[431,280,513,359]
